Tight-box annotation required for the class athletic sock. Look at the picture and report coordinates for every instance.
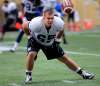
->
[12,42,19,50]
[74,67,83,75]
[77,69,83,75]
[26,70,32,76]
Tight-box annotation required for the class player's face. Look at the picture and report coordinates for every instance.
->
[43,12,54,27]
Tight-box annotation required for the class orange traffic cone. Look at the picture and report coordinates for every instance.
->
[83,19,93,30]
[15,22,22,30]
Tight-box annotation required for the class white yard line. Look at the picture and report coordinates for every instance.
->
[62,80,76,83]
[84,34,100,37]
[0,46,11,51]
[0,51,2,54]
[85,65,100,68]
[0,41,15,45]
[65,51,100,57]
[0,45,100,57]
[9,83,21,86]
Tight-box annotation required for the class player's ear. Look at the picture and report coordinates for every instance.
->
[42,13,45,19]
[42,13,44,17]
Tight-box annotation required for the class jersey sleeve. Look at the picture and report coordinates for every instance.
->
[55,17,64,31]
[28,19,36,32]
[28,17,41,32]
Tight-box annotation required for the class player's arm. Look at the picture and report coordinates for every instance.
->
[22,21,30,36]
[55,24,66,43]
[20,0,25,15]
[21,3,25,14]
[56,29,64,39]
[55,29,64,43]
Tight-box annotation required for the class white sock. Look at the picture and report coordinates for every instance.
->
[75,67,81,72]
[26,70,32,73]
[26,70,32,76]
[12,42,19,50]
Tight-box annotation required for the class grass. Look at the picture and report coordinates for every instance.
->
[0,27,100,86]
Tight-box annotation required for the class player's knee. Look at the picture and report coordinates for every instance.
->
[28,51,37,60]
[58,54,69,63]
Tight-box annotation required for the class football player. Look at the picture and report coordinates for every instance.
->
[22,5,95,84]
[62,0,80,32]
[10,0,43,52]
[0,0,18,41]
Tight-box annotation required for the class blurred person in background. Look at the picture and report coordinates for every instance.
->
[67,8,80,32]
[0,0,18,41]
[54,0,67,44]
[10,0,43,52]
[62,0,80,32]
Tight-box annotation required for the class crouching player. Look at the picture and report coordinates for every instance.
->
[22,5,95,84]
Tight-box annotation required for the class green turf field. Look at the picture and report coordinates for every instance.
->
[0,27,100,86]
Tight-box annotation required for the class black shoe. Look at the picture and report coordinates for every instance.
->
[9,48,15,53]
[81,70,95,79]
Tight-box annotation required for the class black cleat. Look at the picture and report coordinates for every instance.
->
[9,48,15,53]
[81,70,95,79]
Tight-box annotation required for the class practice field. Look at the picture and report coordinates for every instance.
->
[0,27,100,86]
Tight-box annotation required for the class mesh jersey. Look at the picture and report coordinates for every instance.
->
[28,16,64,46]
[22,0,39,13]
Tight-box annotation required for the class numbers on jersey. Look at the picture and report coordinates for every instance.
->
[25,2,35,12]
[37,34,55,43]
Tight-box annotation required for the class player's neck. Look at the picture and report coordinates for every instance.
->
[45,26,51,33]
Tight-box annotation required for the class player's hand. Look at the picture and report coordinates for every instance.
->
[55,38,62,44]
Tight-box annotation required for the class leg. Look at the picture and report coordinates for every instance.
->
[25,36,40,83]
[10,30,24,52]
[26,51,37,71]
[57,53,80,71]
[57,53,95,79]
[62,32,67,44]
[0,27,4,41]
[16,30,24,43]
[25,51,37,83]
[2,18,14,40]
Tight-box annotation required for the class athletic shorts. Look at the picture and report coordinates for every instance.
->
[67,11,75,22]
[27,36,64,60]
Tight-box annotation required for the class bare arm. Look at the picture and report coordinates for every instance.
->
[20,3,25,15]
[56,23,66,39]
[56,29,64,39]
[22,21,30,36]
[55,24,66,43]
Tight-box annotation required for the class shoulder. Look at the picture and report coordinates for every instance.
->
[53,16,64,26]
[30,16,43,25]
[9,2,16,6]
[9,2,17,9]
[54,16,64,22]
[28,16,43,30]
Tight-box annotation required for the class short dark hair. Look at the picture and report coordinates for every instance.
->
[4,0,9,3]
